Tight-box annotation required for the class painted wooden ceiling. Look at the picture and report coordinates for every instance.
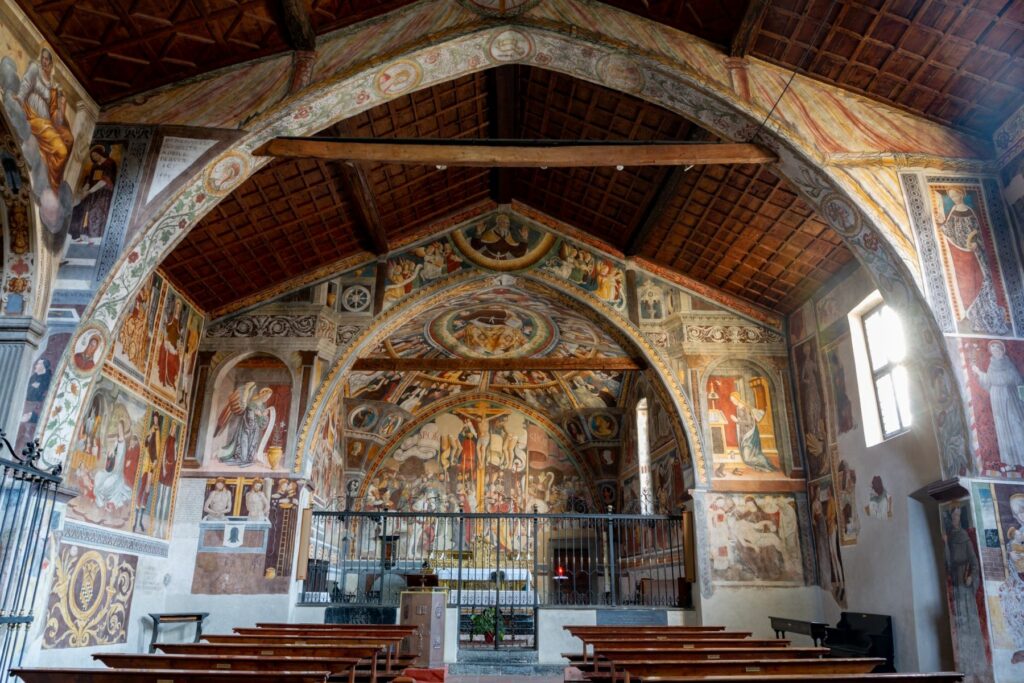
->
[16,0,1021,135]
[162,66,853,314]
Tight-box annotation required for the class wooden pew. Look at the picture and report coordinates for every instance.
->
[565,646,829,673]
[256,624,414,631]
[157,643,383,679]
[11,669,329,683]
[605,657,886,683]
[235,627,417,638]
[566,626,727,635]
[594,646,829,662]
[201,634,406,671]
[635,675,964,683]
[572,636,787,663]
[94,653,363,683]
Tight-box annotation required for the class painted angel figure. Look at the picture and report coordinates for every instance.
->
[215,382,275,467]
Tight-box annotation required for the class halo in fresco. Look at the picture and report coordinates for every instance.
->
[203,150,251,196]
[487,29,534,62]
[374,59,423,98]
[457,0,542,17]
[452,213,556,271]
[427,304,558,358]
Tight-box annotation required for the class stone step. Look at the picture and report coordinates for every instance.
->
[447,663,566,676]
[457,649,538,664]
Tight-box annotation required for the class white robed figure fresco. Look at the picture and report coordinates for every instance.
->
[972,340,1024,468]
[215,382,275,467]
[92,420,133,509]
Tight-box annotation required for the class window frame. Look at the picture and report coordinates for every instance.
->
[636,397,653,515]
[858,301,911,440]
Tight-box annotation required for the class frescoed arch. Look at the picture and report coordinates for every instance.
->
[298,267,707,486]
[37,19,972,487]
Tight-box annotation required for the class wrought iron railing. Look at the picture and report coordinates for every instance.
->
[0,431,63,677]
[301,510,690,611]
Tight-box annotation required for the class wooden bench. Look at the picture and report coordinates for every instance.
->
[10,669,329,683]
[566,627,727,635]
[593,646,829,662]
[146,612,208,653]
[234,627,417,638]
[603,657,886,683]
[572,637,788,663]
[93,653,363,683]
[256,624,414,631]
[633,675,964,683]
[200,634,406,671]
[566,629,757,662]
[157,642,384,676]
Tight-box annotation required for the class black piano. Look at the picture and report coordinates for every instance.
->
[825,611,895,672]
[769,615,828,646]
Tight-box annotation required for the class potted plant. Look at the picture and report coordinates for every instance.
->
[470,607,504,643]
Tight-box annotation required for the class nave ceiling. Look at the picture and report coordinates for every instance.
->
[16,0,1021,136]
[161,66,853,315]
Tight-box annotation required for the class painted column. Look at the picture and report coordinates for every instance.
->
[0,316,45,440]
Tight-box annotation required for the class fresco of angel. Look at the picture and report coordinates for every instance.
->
[215,382,275,467]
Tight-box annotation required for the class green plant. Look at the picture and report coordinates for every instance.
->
[470,608,505,639]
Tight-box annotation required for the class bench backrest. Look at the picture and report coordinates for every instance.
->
[203,634,401,646]
[10,669,329,683]
[590,639,787,649]
[157,643,383,658]
[93,653,363,672]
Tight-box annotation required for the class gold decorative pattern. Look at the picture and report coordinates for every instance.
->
[42,543,137,650]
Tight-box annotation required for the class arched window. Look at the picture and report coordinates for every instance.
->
[636,398,653,515]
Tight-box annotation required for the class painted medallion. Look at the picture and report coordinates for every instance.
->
[427,304,557,358]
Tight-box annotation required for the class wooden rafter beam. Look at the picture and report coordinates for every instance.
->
[253,138,778,167]
[331,123,390,256]
[730,0,770,58]
[352,357,645,372]
[488,65,518,204]
[275,0,316,51]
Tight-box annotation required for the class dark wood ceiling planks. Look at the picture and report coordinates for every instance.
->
[162,65,853,315]
[13,0,421,103]
[18,0,1021,135]
[749,0,1024,135]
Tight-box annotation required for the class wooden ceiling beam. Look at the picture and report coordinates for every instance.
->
[332,122,390,256]
[275,0,316,51]
[352,357,645,372]
[253,138,777,167]
[488,65,518,204]
[730,0,770,58]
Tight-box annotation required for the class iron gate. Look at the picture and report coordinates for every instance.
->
[0,431,63,677]
[301,510,689,650]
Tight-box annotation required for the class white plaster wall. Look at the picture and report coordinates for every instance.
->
[444,607,459,663]
[700,586,823,640]
[808,266,951,673]
[537,609,596,664]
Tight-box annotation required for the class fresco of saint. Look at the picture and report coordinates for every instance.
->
[70,145,118,242]
[971,340,1024,470]
[14,48,73,191]
[215,383,276,467]
[726,393,772,472]
[937,187,1010,335]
